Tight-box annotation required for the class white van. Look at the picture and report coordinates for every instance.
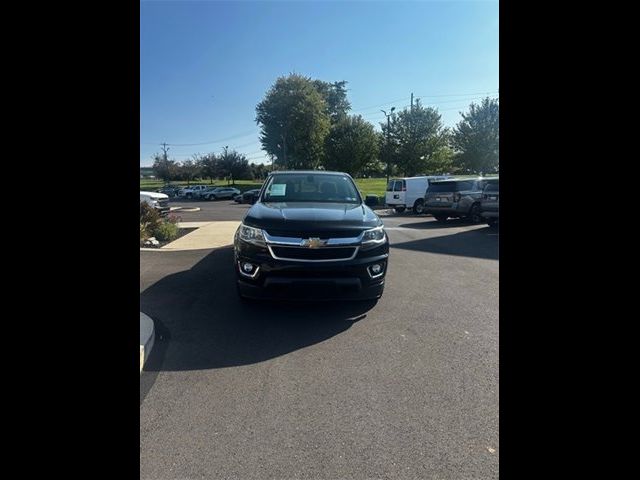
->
[385,175,451,214]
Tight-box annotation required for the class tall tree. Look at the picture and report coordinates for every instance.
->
[151,154,179,183]
[324,115,379,177]
[452,97,499,174]
[382,100,450,177]
[256,74,331,170]
[312,80,351,123]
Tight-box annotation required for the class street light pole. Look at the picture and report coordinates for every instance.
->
[381,107,395,184]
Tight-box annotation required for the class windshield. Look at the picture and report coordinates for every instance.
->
[262,173,361,203]
[428,182,458,193]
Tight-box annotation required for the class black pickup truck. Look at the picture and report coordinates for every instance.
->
[234,171,389,301]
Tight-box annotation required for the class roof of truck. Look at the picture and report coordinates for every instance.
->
[431,176,498,183]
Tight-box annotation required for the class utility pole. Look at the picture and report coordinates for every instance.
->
[160,142,170,185]
[223,145,230,185]
[381,107,396,184]
[161,142,170,162]
[411,93,413,112]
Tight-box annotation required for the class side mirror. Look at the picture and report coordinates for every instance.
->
[364,195,378,207]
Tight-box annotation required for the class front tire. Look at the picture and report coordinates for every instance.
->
[468,204,482,224]
[413,199,425,215]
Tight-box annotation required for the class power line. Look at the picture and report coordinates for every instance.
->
[349,90,498,114]
[413,90,498,99]
[141,130,257,148]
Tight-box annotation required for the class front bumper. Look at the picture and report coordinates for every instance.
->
[154,205,170,216]
[237,276,385,301]
[481,210,499,218]
[425,206,458,215]
[235,240,389,301]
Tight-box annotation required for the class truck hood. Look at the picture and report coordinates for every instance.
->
[140,191,169,200]
[243,202,382,234]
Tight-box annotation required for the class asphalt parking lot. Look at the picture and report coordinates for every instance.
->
[140,201,499,480]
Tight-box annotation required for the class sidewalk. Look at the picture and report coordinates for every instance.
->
[160,221,240,251]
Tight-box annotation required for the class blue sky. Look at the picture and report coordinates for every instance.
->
[140,0,498,166]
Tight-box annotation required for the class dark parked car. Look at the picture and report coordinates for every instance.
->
[424,178,492,223]
[237,189,261,204]
[234,171,389,301]
[201,187,241,200]
[480,178,499,226]
[156,184,181,197]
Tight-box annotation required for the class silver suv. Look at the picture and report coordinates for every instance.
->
[424,178,493,223]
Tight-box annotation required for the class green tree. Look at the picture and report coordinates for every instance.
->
[180,158,201,185]
[152,154,179,183]
[324,115,379,177]
[383,100,450,177]
[426,142,455,174]
[312,80,351,123]
[218,148,252,183]
[452,97,499,174]
[256,74,331,170]
[198,153,219,184]
[250,162,272,180]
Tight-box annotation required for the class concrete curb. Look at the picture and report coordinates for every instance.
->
[140,312,155,373]
[169,206,201,212]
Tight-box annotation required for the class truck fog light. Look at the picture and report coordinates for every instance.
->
[368,263,384,278]
[242,262,255,273]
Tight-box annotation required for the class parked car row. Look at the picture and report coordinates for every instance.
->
[385,175,452,214]
[154,184,247,200]
[384,175,499,226]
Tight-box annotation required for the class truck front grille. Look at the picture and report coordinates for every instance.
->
[269,246,358,262]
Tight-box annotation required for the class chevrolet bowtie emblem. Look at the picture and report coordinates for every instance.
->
[301,237,325,248]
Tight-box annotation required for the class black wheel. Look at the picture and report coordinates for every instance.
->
[468,204,482,223]
[434,215,448,223]
[394,206,406,214]
[186,193,192,199]
[211,195,217,200]
[413,199,425,215]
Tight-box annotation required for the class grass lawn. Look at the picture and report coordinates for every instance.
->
[140,177,389,197]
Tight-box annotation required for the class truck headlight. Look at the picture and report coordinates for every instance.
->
[362,226,386,247]
[238,223,266,246]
